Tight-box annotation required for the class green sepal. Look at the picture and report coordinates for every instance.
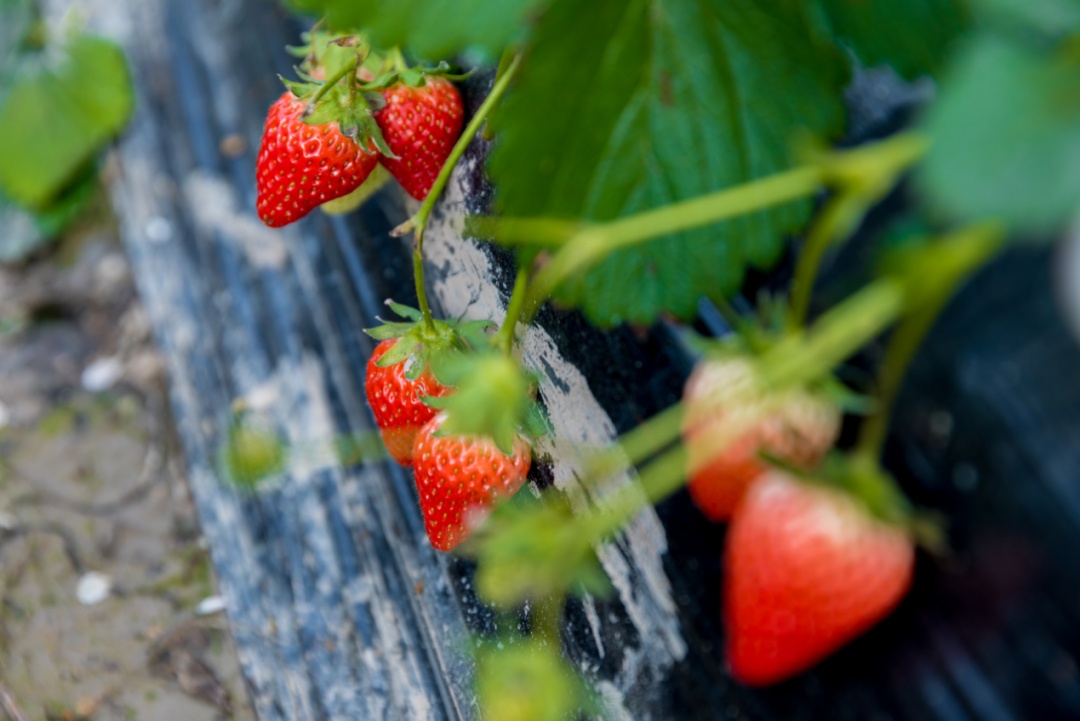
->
[400,67,426,87]
[375,334,420,367]
[362,91,387,111]
[364,321,415,340]
[386,300,423,322]
[520,399,552,443]
[817,374,876,415]
[280,75,320,98]
[816,453,923,532]
[356,61,474,93]
[283,72,398,160]
[364,301,498,397]
[458,318,498,349]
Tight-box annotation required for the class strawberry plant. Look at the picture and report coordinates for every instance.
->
[227,0,1080,716]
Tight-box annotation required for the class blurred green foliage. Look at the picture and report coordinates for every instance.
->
[0,0,133,262]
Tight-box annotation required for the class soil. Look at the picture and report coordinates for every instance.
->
[0,215,255,720]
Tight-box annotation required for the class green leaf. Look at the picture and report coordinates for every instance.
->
[813,0,970,78]
[488,0,847,326]
[0,165,96,263]
[0,35,132,209]
[974,0,1080,42]
[286,0,544,58]
[917,37,1080,234]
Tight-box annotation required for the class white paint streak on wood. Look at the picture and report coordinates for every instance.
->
[421,152,689,704]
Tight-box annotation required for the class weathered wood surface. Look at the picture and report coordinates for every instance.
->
[89,0,1080,718]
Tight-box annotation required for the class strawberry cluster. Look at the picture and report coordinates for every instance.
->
[363,308,534,553]
[682,354,918,686]
[255,50,465,228]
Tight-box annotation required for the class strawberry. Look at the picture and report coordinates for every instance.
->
[363,301,495,466]
[682,356,839,521]
[255,91,380,227]
[374,75,464,200]
[412,414,532,552]
[723,471,915,686]
[365,337,453,466]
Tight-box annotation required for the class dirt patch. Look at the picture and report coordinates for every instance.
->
[0,226,254,720]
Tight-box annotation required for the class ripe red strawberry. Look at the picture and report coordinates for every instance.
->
[374,76,464,200]
[682,357,839,521]
[412,415,531,552]
[724,471,915,686]
[256,91,379,227]
[365,338,452,466]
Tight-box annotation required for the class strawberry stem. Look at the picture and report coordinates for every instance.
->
[855,222,1005,460]
[788,133,928,330]
[788,192,872,330]
[495,268,530,355]
[308,52,359,106]
[413,240,436,332]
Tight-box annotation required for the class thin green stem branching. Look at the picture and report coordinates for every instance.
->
[855,222,1005,459]
[309,52,359,105]
[398,55,522,329]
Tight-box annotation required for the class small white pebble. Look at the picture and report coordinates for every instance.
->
[81,357,123,392]
[145,216,173,243]
[0,401,10,428]
[0,510,16,531]
[76,572,112,605]
[195,595,227,616]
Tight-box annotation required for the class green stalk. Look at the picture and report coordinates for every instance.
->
[308,53,359,105]
[523,167,824,309]
[401,55,522,331]
[576,403,686,486]
[855,223,1005,460]
[495,268,530,355]
[394,54,523,244]
[788,133,930,330]
[788,192,869,330]
[413,243,436,331]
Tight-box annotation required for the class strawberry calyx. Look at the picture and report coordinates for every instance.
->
[279,53,396,159]
[287,30,368,81]
[364,299,495,385]
[359,60,473,93]
[783,452,945,552]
